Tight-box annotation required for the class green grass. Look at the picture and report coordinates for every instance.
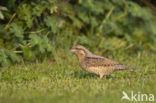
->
[0,50,156,103]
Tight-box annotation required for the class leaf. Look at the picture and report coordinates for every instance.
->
[23,46,35,61]
[0,49,11,67]
[32,5,44,17]
[112,0,126,5]
[77,10,89,23]
[1,59,11,67]
[18,4,33,28]
[8,52,20,63]
[29,34,41,46]
[9,23,24,38]
[50,6,58,14]
[128,2,152,20]
[69,16,83,28]
[29,35,52,53]
[44,16,58,33]
[81,0,104,14]
[47,44,53,52]
[43,37,52,52]
[39,36,52,53]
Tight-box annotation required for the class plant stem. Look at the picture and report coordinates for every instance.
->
[5,13,16,30]
[96,6,115,36]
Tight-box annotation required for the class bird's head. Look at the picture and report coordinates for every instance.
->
[70,45,91,60]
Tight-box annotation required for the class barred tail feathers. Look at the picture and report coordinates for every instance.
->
[115,64,138,71]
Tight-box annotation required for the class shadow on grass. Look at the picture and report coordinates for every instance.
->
[72,71,115,79]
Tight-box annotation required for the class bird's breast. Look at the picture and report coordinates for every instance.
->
[80,63,115,75]
[89,66,115,75]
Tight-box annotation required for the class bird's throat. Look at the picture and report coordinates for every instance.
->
[76,54,85,61]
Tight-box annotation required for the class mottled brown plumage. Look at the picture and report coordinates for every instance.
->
[70,45,137,78]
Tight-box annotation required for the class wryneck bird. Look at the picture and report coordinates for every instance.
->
[70,45,138,78]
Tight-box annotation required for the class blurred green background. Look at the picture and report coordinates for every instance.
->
[0,0,156,67]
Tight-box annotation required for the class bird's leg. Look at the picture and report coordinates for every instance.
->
[99,74,104,79]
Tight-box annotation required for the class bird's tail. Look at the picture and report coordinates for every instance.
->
[116,64,139,71]
[124,66,139,71]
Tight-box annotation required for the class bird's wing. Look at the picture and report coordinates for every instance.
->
[84,56,121,67]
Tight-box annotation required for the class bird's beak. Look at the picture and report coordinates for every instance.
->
[70,49,76,53]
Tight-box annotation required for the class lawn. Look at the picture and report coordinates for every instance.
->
[0,50,156,103]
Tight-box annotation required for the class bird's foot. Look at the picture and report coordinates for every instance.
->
[99,74,104,79]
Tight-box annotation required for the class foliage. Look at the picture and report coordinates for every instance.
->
[0,48,20,67]
[0,0,156,66]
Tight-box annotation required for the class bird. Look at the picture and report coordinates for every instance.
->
[70,45,138,78]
